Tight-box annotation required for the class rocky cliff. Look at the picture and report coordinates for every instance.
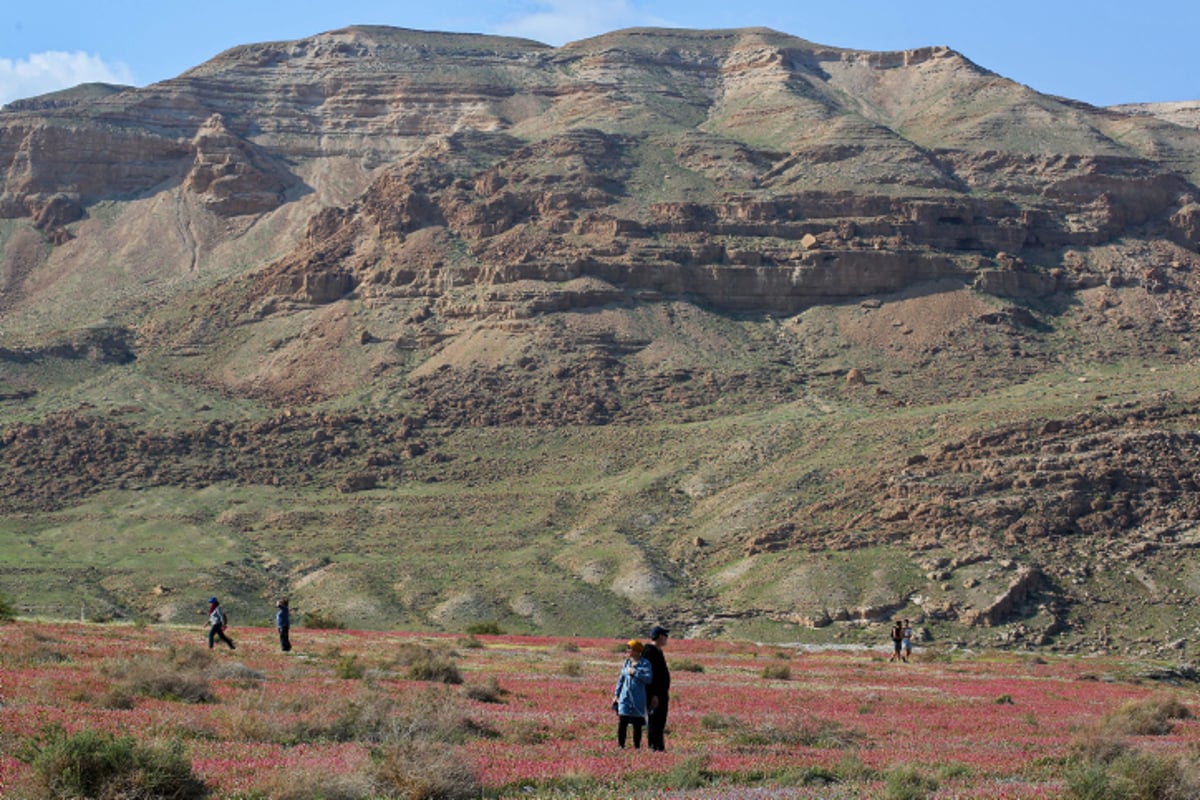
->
[3,26,1200,650]
[3,26,1199,326]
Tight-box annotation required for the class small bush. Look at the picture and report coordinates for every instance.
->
[699,712,741,730]
[251,766,375,800]
[408,657,462,684]
[995,693,1014,704]
[884,765,939,800]
[393,641,432,664]
[936,761,973,781]
[673,658,705,673]
[1101,694,1192,736]
[322,688,404,743]
[733,719,859,749]
[835,752,877,782]
[372,739,482,800]
[304,609,346,629]
[1065,736,1200,800]
[101,655,215,703]
[211,661,265,686]
[506,719,551,745]
[557,660,583,677]
[335,653,366,680]
[662,754,713,790]
[0,592,17,623]
[464,677,507,704]
[465,621,503,635]
[402,688,499,745]
[776,765,841,787]
[761,663,791,680]
[97,687,136,710]
[16,724,208,800]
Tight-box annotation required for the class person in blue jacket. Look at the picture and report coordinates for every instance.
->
[276,598,291,652]
[611,639,653,749]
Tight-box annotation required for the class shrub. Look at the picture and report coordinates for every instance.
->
[16,724,208,800]
[322,688,404,743]
[661,754,713,790]
[557,660,583,677]
[465,621,503,635]
[0,592,16,623]
[673,658,705,673]
[835,752,877,782]
[700,712,741,730]
[406,654,462,684]
[884,765,939,800]
[400,688,499,745]
[464,677,507,704]
[761,662,791,680]
[1065,736,1200,800]
[776,765,841,787]
[304,609,346,629]
[97,687,136,710]
[335,653,366,680]
[936,762,973,781]
[100,654,215,703]
[251,767,375,800]
[506,719,550,745]
[372,740,481,800]
[1068,726,1200,798]
[733,719,859,749]
[1101,693,1192,736]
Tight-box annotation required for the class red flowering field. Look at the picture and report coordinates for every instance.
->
[2,620,1198,798]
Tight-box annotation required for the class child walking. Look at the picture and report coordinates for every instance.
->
[205,597,235,650]
[612,639,653,749]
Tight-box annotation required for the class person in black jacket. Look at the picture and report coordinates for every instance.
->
[643,625,671,751]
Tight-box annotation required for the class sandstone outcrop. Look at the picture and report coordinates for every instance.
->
[3,26,1200,645]
[1,26,1197,321]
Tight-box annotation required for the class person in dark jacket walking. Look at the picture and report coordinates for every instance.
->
[643,625,671,751]
[204,597,235,650]
[276,598,291,652]
[889,620,904,662]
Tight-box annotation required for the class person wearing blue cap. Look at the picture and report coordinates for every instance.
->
[204,597,235,650]
[643,625,670,751]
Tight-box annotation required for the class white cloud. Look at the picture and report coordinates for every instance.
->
[494,0,669,46]
[0,51,135,107]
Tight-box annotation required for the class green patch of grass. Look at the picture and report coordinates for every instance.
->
[16,724,208,800]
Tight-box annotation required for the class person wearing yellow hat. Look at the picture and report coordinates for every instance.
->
[611,639,653,748]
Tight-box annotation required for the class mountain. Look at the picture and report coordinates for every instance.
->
[2,26,1200,654]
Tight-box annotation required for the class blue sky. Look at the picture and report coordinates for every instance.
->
[1,1,1195,109]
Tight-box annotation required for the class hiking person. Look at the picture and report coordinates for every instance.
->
[276,598,291,652]
[643,625,671,751]
[612,639,653,749]
[902,619,913,662]
[204,597,235,650]
[888,620,903,662]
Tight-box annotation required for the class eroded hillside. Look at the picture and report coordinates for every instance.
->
[2,26,1200,653]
